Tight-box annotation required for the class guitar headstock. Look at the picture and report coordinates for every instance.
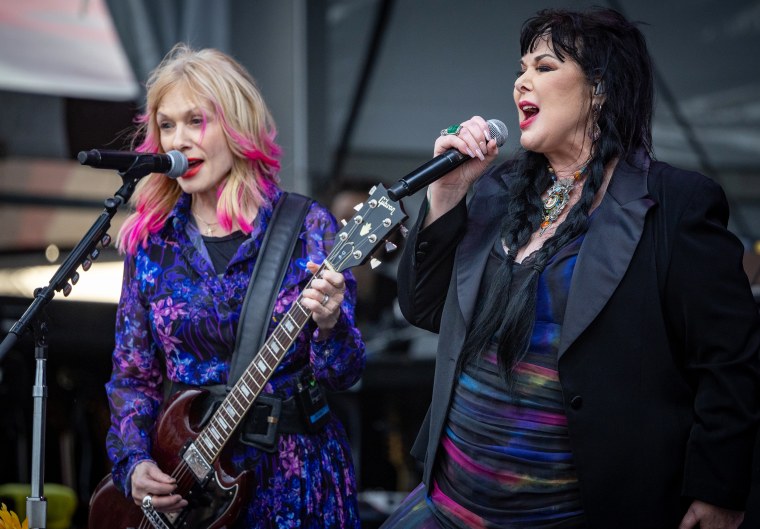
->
[328,184,407,273]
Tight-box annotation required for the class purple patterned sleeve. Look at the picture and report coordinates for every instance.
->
[302,203,366,391]
[105,253,164,495]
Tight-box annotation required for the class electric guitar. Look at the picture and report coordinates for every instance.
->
[88,184,407,529]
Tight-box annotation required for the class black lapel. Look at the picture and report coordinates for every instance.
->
[558,153,656,359]
[456,184,507,325]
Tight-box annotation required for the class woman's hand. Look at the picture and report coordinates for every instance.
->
[304,261,347,339]
[678,500,744,529]
[131,460,188,513]
[426,115,500,225]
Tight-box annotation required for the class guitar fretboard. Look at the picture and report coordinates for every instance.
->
[191,265,323,463]
[182,183,404,467]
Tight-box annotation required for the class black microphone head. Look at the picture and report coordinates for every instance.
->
[77,149,101,165]
[487,119,508,147]
[165,150,189,179]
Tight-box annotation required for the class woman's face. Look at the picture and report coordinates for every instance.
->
[513,36,593,166]
[156,85,234,203]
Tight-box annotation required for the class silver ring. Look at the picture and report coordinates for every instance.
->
[321,293,329,306]
[142,494,153,510]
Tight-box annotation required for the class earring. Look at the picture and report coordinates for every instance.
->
[589,102,602,141]
[589,122,601,141]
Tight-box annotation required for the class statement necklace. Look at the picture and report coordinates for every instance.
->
[193,212,220,236]
[539,164,588,235]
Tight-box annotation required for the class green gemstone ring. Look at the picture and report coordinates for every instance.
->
[440,124,463,136]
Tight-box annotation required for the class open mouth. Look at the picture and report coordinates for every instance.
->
[181,158,203,178]
[521,104,539,119]
[518,102,539,128]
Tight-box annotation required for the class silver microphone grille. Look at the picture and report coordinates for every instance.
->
[166,150,189,179]
[487,119,508,147]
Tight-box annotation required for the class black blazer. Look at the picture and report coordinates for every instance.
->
[397,151,760,528]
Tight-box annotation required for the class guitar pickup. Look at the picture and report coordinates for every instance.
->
[182,442,213,482]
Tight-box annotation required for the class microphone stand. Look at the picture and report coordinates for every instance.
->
[0,162,152,529]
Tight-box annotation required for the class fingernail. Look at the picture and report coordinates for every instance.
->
[484,128,491,141]
[466,148,475,158]
[475,148,484,161]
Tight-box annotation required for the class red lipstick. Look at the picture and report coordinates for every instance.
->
[518,101,539,130]
[181,158,203,179]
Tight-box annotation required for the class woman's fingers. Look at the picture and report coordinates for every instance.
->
[131,461,188,512]
[435,116,492,159]
[305,262,345,332]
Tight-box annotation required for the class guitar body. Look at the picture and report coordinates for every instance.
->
[88,389,250,529]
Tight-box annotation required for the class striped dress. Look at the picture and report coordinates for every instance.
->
[382,236,586,529]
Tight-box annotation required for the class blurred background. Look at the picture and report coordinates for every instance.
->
[0,0,759,527]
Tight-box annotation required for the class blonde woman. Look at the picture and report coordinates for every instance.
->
[105,44,364,528]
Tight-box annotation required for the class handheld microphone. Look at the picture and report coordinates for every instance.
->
[77,149,189,179]
[387,119,508,201]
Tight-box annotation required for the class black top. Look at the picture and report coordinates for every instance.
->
[202,231,248,275]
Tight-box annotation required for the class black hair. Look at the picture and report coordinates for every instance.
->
[461,8,654,378]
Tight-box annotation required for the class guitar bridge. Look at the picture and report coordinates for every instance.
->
[182,442,213,481]
[142,507,172,529]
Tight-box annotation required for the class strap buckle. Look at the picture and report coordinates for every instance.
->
[239,394,282,452]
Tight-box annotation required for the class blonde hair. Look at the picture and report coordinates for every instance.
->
[118,43,281,254]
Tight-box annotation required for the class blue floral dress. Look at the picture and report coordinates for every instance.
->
[105,190,365,528]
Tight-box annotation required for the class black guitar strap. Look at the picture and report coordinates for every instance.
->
[227,192,312,389]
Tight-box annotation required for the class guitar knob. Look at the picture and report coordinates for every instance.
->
[399,225,409,238]
[384,241,398,253]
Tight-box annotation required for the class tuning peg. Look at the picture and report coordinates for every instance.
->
[341,219,348,226]
[82,259,92,271]
[71,272,80,285]
[101,234,112,247]
[353,202,363,211]
[384,241,398,253]
[398,225,409,238]
[370,258,382,269]
[91,248,101,260]
[62,283,73,297]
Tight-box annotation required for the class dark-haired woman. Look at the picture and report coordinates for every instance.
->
[382,7,760,529]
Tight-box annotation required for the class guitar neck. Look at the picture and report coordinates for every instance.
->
[183,183,406,468]
[191,262,329,463]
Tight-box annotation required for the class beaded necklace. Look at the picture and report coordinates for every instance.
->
[539,164,588,235]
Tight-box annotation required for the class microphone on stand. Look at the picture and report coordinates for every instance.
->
[387,119,508,201]
[77,149,188,179]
